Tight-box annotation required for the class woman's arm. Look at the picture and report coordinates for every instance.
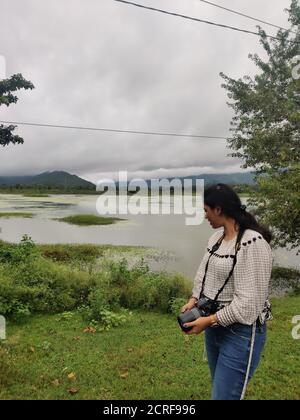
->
[216,236,273,327]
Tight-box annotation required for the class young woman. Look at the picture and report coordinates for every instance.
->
[180,184,273,400]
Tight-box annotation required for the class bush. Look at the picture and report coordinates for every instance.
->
[0,244,92,318]
[79,305,131,331]
[40,244,104,264]
[89,284,120,313]
[169,297,188,316]
[270,266,300,295]
[272,266,300,282]
[0,239,192,323]
[122,270,191,313]
[0,235,39,265]
[97,259,191,313]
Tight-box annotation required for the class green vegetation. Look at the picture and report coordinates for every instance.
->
[0,212,34,219]
[39,243,106,263]
[0,236,191,323]
[0,296,299,400]
[0,237,299,400]
[38,243,151,264]
[272,266,300,282]
[54,214,125,226]
[221,0,300,253]
[0,74,34,147]
[271,266,300,296]
[23,193,49,198]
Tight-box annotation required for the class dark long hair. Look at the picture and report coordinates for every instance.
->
[204,184,272,244]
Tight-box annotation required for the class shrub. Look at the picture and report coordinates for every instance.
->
[272,266,300,282]
[270,266,300,295]
[0,240,192,323]
[169,297,188,316]
[98,259,191,312]
[0,254,92,317]
[79,306,131,331]
[40,244,104,264]
[0,235,39,265]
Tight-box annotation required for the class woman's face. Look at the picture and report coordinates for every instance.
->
[204,204,222,229]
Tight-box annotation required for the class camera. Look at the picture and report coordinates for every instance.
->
[177,297,223,333]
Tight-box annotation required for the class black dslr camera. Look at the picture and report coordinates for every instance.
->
[178,297,222,333]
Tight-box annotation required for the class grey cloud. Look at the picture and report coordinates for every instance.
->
[0,0,293,179]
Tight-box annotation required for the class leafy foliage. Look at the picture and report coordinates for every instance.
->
[169,297,188,316]
[0,73,34,146]
[221,0,300,252]
[0,235,40,265]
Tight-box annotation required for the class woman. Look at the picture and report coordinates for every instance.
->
[180,184,273,401]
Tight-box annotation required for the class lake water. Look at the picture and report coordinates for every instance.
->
[0,194,298,280]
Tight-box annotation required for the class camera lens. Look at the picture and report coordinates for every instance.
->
[178,308,201,332]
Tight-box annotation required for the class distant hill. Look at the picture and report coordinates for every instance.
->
[0,171,256,192]
[175,172,256,186]
[137,172,256,188]
[0,171,96,189]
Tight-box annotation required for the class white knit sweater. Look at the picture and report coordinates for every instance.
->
[192,229,274,327]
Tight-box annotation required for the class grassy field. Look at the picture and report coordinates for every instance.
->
[1,296,299,400]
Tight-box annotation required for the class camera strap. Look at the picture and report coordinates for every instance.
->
[200,229,245,301]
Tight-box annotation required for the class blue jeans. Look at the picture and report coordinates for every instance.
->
[205,322,267,400]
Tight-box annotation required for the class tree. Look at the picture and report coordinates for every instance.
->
[0,73,34,146]
[221,0,300,254]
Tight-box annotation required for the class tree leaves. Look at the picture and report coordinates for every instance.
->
[221,2,300,252]
[0,74,34,147]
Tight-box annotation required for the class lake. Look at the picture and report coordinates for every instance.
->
[0,193,298,280]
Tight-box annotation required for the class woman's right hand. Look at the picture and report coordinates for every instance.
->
[180,298,198,313]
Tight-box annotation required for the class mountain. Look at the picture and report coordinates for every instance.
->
[175,172,256,186]
[0,171,95,189]
[0,170,255,190]
[138,172,256,188]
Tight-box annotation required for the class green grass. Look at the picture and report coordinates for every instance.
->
[54,215,125,226]
[0,212,34,219]
[1,296,299,400]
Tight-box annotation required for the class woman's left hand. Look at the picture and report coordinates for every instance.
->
[183,316,213,335]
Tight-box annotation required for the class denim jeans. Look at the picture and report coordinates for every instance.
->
[205,322,267,400]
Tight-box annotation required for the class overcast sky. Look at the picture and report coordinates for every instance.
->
[0,0,293,183]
